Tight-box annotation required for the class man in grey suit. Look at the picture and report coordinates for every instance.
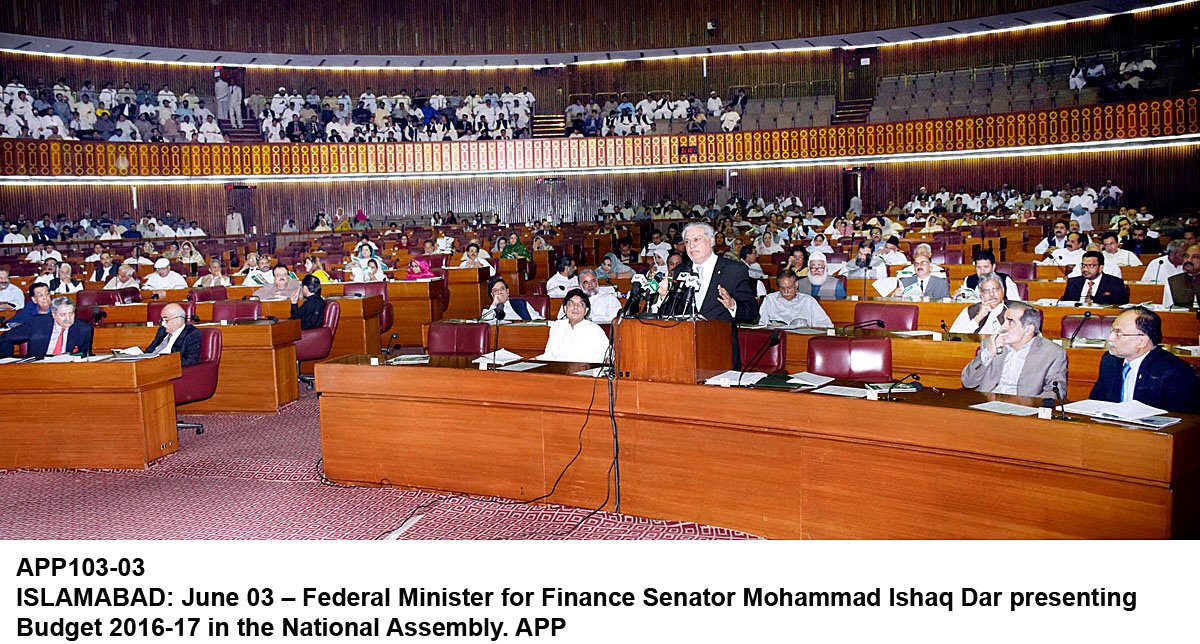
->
[897,256,951,300]
[960,302,1068,399]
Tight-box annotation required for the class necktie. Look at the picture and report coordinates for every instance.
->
[919,279,925,293]
[1121,362,1132,401]
[695,265,705,308]
[50,327,66,355]
[1083,280,1094,306]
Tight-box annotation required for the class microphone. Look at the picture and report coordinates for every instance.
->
[622,275,647,318]
[737,330,782,387]
[885,373,923,401]
[382,332,399,356]
[151,293,160,300]
[1051,383,1071,421]
[840,319,884,332]
[1066,310,1092,348]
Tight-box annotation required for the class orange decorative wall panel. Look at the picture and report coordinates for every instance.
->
[2,99,1196,180]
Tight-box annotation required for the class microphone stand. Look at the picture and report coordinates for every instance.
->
[1052,383,1072,421]
[736,330,781,386]
[490,304,505,368]
[1066,310,1092,348]
[839,319,885,334]
[885,373,922,401]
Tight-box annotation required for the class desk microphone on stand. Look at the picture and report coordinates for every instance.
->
[885,373,922,401]
[490,304,505,368]
[1066,311,1092,348]
[737,330,782,387]
[840,319,884,333]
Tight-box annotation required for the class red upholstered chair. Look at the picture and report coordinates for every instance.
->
[211,300,263,322]
[174,328,222,435]
[826,252,849,264]
[116,287,141,303]
[932,249,963,264]
[738,328,787,374]
[425,254,447,269]
[146,300,195,323]
[343,282,393,334]
[522,295,551,319]
[854,302,918,331]
[997,261,1037,281]
[1061,314,1114,342]
[188,286,228,302]
[530,282,547,296]
[295,300,341,388]
[427,321,490,356]
[807,336,893,383]
[75,289,123,323]
[1014,281,1029,301]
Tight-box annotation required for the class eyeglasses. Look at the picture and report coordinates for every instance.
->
[1108,327,1145,338]
[160,315,182,322]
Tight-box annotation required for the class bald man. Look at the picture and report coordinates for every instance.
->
[144,302,202,366]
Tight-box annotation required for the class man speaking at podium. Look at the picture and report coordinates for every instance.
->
[657,222,758,323]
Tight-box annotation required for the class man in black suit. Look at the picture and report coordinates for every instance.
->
[1059,251,1128,305]
[1090,307,1199,413]
[1122,224,1162,255]
[659,221,759,323]
[144,302,202,366]
[0,296,93,358]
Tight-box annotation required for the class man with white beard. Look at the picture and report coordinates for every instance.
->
[794,252,847,300]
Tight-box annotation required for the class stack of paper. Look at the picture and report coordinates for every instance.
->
[496,362,546,372]
[787,371,835,387]
[704,370,769,387]
[572,367,612,378]
[811,385,871,398]
[969,401,1042,416]
[872,277,900,297]
[472,349,522,366]
[388,354,430,365]
[1063,399,1166,421]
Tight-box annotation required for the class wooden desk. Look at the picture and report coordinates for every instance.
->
[95,299,292,324]
[92,320,301,413]
[496,258,528,294]
[321,279,445,347]
[316,356,1200,539]
[0,355,181,468]
[443,267,489,320]
[301,295,382,374]
[819,299,1199,344]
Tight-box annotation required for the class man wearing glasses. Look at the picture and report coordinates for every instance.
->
[145,302,201,366]
[1089,307,1199,413]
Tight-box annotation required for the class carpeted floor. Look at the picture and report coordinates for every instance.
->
[0,391,757,540]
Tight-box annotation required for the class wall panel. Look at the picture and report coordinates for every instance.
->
[0,0,1066,56]
[2,145,1195,235]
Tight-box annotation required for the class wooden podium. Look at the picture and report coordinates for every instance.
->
[444,266,490,320]
[614,318,733,384]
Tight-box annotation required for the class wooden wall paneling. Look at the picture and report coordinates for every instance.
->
[0,53,216,99]
[1,0,1067,56]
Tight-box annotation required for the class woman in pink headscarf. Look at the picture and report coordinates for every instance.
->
[354,209,367,223]
[404,256,438,280]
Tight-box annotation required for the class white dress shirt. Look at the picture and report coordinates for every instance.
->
[1121,351,1150,403]
[758,292,832,328]
[558,291,622,324]
[1103,249,1142,267]
[545,273,579,298]
[1143,256,1184,284]
[537,318,610,363]
[152,326,185,355]
[692,254,719,311]
[482,300,545,323]
[948,304,1005,335]
[0,283,24,308]
[978,339,1033,395]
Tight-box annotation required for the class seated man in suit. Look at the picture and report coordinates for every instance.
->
[5,282,52,326]
[1089,306,1199,413]
[481,276,544,323]
[894,256,951,300]
[289,274,327,330]
[1162,243,1200,308]
[1059,251,1127,305]
[655,221,759,323]
[0,296,93,358]
[960,301,1067,399]
[963,249,1021,301]
[144,302,201,366]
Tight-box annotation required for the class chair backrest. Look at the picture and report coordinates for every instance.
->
[932,249,963,264]
[854,302,919,330]
[997,261,1037,281]
[211,299,263,322]
[738,328,787,374]
[807,336,893,383]
[343,281,387,299]
[173,328,222,406]
[826,252,849,264]
[428,321,490,356]
[321,299,341,333]
[1061,314,1114,341]
[116,286,141,303]
[75,290,123,322]
[522,295,551,318]
[146,300,196,323]
[530,282,547,296]
[188,286,228,302]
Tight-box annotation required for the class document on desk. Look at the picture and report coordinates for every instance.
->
[784,327,829,335]
[892,330,940,338]
[572,367,612,378]
[38,354,77,363]
[1063,399,1170,422]
[472,349,522,366]
[388,354,430,365]
[968,401,1042,417]
[811,385,871,398]
[496,362,546,372]
[788,371,835,387]
[704,370,769,386]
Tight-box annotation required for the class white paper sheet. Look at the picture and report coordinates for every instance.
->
[496,362,546,372]
[472,349,522,365]
[787,371,835,387]
[1063,399,1167,421]
[811,385,871,398]
[872,277,899,297]
[704,370,769,387]
[969,401,1043,416]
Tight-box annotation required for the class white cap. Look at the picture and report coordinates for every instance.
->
[154,258,170,269]
[808,251,827,264]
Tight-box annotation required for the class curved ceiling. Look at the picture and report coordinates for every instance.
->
[0,0,1188,71]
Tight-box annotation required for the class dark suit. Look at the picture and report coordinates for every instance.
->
[144,323,202,367]
[1089,347,1200,413]
[1122,237,1162,255]
[91,264,119,282]
[1060,274,1128,305]
[0,315,93,358]
[290,294,327,330]
[671,255,759,323]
